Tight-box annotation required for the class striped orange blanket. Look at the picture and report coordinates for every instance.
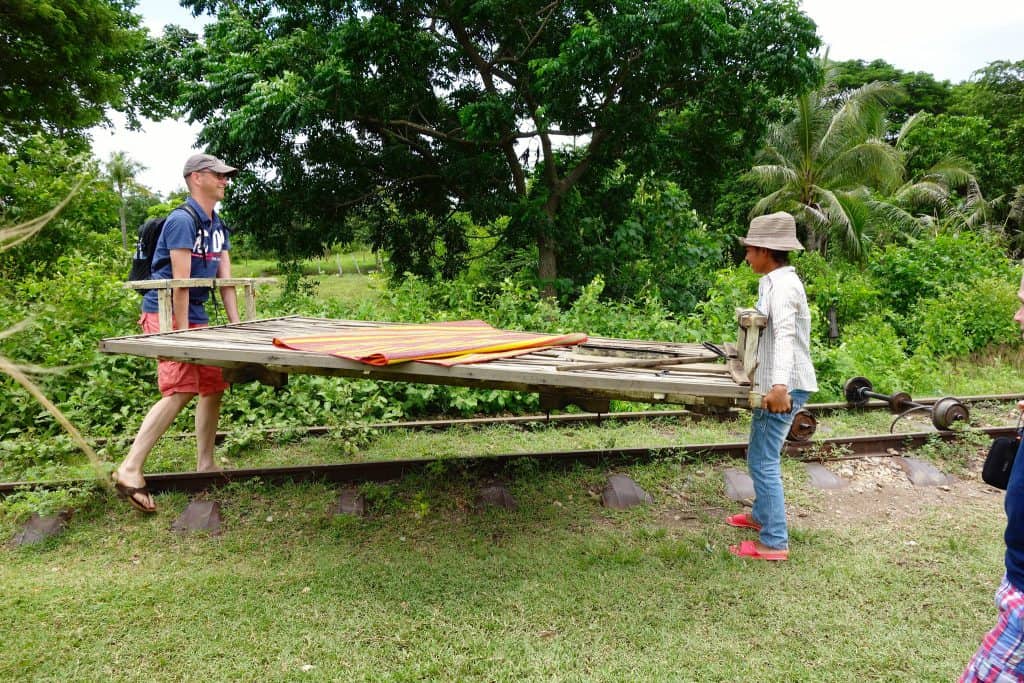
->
[272,320,587,366]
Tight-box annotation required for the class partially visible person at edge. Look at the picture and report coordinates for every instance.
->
[111,153,241,513]
[725,211,817,561]
[959,271,1024,681]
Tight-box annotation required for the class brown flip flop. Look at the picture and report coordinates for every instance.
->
[111,473,157,513]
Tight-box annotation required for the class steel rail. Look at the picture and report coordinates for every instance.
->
[87,392,1024,446]
[2,425,1014,496]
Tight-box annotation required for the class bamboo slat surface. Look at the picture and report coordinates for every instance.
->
[99,316,756,408]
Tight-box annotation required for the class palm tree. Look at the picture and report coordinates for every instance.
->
[866,114,994,245]
[106,151,145,250]
[746,75,906,259]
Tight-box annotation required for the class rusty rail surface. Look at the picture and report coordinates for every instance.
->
[84,392,1024,446]
[2,425,1014,496]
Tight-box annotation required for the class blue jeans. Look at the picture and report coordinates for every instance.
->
[747,389,810,550]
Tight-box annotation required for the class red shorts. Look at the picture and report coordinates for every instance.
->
[140,312,228,397]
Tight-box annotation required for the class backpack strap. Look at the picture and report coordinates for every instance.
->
[175,203,205,257]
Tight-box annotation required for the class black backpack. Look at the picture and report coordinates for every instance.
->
[127,203,203,284]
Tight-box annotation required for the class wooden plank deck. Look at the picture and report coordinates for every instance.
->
[99,316,760,409]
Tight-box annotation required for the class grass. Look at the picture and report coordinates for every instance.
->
[231,249,380,279]
[227,246,383,315]
[1,386,1016,680]
[0,450,1003,681]
[2,366,1016,680]
[53,395,1014,479]
[3,264,1020,679]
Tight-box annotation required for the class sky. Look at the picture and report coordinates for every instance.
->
[90,0,1024,198]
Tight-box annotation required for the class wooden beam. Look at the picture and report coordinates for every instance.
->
[125,277,277,290]
[555,355,719,372]
[126,277,277,329]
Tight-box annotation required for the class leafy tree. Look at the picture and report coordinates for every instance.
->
[105,151,146,249]
[831,59,952,124]
[746,77,905,258]
[574,177,725,313]
[149,0,819,293]
[898,113,1013,200]
[948,60,1024,201]
[0,0,149,148]
[0,136,120,280]
[952,60,1024,130]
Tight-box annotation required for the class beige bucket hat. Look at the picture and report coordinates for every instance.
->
[739,211,804,252]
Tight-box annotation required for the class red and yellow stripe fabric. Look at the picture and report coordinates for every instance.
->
[272,320,587,366]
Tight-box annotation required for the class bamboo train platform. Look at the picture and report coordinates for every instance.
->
[99,312,768,412]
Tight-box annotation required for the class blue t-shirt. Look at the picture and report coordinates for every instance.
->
[1005,436,1024,590]
[141,197,230,325]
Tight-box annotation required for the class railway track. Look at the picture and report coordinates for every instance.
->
[2,423,1014,496]
[83,391,1024,446]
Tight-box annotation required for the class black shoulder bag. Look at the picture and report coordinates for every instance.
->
[983,414,1024,490]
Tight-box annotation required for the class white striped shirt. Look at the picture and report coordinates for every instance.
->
[753,266,818,394]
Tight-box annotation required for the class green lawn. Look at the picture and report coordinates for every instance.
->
[1,452,1002,681]
[0,408,1011,681]
[231,249,380,279]
[3,259,1020,680]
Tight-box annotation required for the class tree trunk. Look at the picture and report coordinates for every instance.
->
[537,233,557,299]
[806,227,827,255]
[118,200,128,250]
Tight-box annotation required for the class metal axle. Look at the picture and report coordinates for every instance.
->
[843,376,969,430]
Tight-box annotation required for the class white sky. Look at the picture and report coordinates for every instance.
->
[801,0,1024,82]
[90,0,1024,198]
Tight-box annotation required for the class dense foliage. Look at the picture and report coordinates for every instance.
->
[2,221,1018,482]
[0,0,149,149]
[0,137,121,280]
[146,0,819,291]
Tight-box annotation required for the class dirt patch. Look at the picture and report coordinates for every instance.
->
[648,451,1004,534]
[796,454,1002,530]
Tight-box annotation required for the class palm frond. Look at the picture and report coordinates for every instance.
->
[749,187,794,218]
[893,180,951,214]
[744,164,799,192]
[867,199,925,242]
[894,112,924,150]
[811,187,871,260]
[919,156,976,191]
[827,140,902,191]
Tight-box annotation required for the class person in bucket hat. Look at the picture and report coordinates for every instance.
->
[726,211,817,561]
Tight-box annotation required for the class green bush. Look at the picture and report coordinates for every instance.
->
[552,178,726,314]
[913,278,1019,357]
[0,135,119,280]
[869,231,1015,318]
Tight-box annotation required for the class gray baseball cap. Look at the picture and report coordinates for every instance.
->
[182,153,238,177]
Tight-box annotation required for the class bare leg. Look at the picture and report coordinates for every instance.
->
[116,392,195,508]
[195,391,224,472]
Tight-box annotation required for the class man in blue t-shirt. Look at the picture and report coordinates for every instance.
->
[112,153,242,513]
[961,271,1024,681]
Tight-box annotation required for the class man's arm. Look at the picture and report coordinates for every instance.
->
[216,251,241,324]
[170,248,192,330]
